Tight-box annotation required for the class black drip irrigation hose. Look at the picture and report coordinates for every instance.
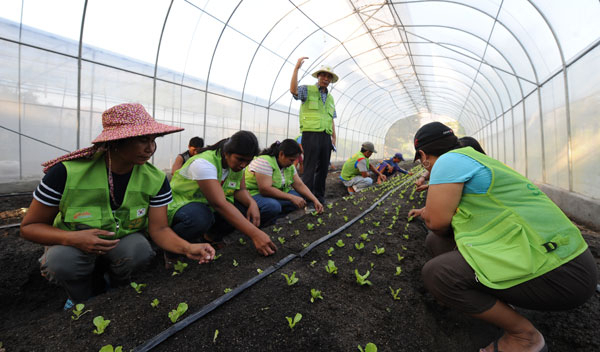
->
[0,192,32,198]
[133,174,420,352]
[0,223,21,230]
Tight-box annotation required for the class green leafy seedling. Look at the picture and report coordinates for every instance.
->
[325,260,338,275]
[272,226,283,233]
[213,329,219,343]
[93,316,110,335]
[286,313,302,330]
[355,242,365,250]
[373,221,380,227]
[172,261,188,276]
[345,233,352,237]
[355,269,372,286]
[359,219,364,224]
[282,272,299,286]
[336,239,345,248]
[151,298,160,308]
[407,216,414,222]
[389,286,402,300]
[130,282,146,294]
[239,237,246,245]
[224,288,232,293]
[358,342,378,352]
[306,223,315,231]
[302,242,310,248]
[343,215,348,222]
[360,233,369,241]
[348,256,354,263]
[293,229,300,236]
[326,203,333,209]
[395,266,402,276]
[278,237,286,245]
[317,218,324,225]
[310,289,323,303]
[311,210,319,216]
[372,245,385,255]
[232,259,239,267]
[310,260,317,267]
[213,253,222,260]
[397,253,405,261]
[168,302,188,323]
[99,345,123,352]
[257,268,263,274]
[71,303,91,321]
[326,247,334,256]
[367,230,374,235]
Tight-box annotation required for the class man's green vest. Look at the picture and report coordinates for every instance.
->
[450,147,587,289]
[54,152,164,239]
[299,85,334,134]
[341,152,369,181]
[244,155,296,196]
[168,149,243,224]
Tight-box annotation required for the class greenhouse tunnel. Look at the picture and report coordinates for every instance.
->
[0,0,599,228]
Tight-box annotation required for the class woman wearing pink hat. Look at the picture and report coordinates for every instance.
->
[20,103,215,306]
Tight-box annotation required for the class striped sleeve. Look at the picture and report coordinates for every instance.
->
[149,176,172,207]
[248,158,273,177]
[33,163,66,207]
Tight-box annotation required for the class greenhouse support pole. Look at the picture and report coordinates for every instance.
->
[76,0,88,151]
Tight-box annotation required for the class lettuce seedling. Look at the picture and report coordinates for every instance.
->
[213,253,222,260]
[386,232,392,236]
[224,288,232,293]
[272,226,283,233]
[310,260,317,267]
[348,256,354,263]
[345,233,352,237]
[360,233,369,241]
[395,266,402,276]
[401,245,407,250]
[389,286,402,300]
[311,210,319,216]
[239,238,246,245]
[257,268,263,274]
[172,261,188,276]
[213,329,219,343]
[359,219,364,224]
[93,316,110,335]
[306,223,315,231]
[326,247,334,256]
[355,242,364,250]
[286,313,302,330]
[387,223,394,229]
[325,260,338,275]
[372,245,385,255]
[278,237,286,245]
[151,298,159,308]
[326,203,333,209]
[358,342,378,352]
[397,253,405,261]
[99,345,123,352]
[293,229,300,236]
[343,216,348,222]
[317,218,324,225]
[403,234,409,239]
[130,282,146,294]
[355,269,372,286]
[336,239,345,248]
[282,272,299,286]
[302,242,310,248]
[232,259,239,267]
[373,221,380,227]
[71,303,91,321]
[407,216,414,222]
[310,289,323,303]
[168,302,188,323]
[328,213,332,218]
[367,230,374,235]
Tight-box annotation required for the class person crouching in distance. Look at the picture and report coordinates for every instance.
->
[171,136,204,175]
[245,139,323,225]
[20,103,215,307]
[339,141,387,194]
[375,152,413,184]
[168,131,278,259]
[408,122,596,352]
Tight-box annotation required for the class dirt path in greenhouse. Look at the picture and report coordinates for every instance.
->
[1,168,599,352]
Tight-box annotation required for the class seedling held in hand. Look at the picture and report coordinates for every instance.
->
[130,282,146,294]
[355,269,373,286]
[168,302,188,323]
[71,303,91,321]
[151,298,159,308]
[93,316,110,335]
[286,313,302,330]
[172,261,188,276]
[282,272,299,286]
[310,289,323,303]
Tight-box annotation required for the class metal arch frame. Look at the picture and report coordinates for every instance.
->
[419,86,486,132]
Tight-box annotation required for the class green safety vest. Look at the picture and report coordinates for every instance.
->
[450,147,588,289]
[244,155,296,196]
[168,149,243,224]
[54,152,164,239]
[341,152,369,181]
[299,85,334,134]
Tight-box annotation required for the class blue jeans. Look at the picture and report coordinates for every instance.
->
[252,190,302,226]
[171,201,248,243]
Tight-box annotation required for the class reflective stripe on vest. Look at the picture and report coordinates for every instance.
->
[54,152,164,239]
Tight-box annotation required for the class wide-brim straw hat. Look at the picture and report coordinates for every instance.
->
[92,103,183,143]
[312,65,339,83]
[42,103,183,172]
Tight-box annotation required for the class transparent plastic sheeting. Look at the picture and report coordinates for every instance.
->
[0,0,599,200]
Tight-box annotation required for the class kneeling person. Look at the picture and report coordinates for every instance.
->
[340,142,386,193]
[246,139,323,225]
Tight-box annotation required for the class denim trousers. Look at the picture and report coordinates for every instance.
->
[170,201,248,242]
[252,190,302,226]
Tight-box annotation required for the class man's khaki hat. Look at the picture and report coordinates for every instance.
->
[362,141,377,153]
[312,65,339,83]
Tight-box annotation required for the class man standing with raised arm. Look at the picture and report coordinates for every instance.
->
[290,57,337,206]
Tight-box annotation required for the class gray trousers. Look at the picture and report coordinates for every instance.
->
[40,232,155,302]
[342,175,373,191]
[422,231,598,314]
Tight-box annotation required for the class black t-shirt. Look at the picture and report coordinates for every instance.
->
[34,162,172,210]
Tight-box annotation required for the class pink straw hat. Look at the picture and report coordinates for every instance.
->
[42,103,183,172]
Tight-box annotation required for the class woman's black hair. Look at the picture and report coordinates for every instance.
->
[418,134,461,158]
[196,130,260,157]
[458,136,486,155]
[260,139,302,157]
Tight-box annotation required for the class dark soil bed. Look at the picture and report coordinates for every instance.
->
[1,168,599,352]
